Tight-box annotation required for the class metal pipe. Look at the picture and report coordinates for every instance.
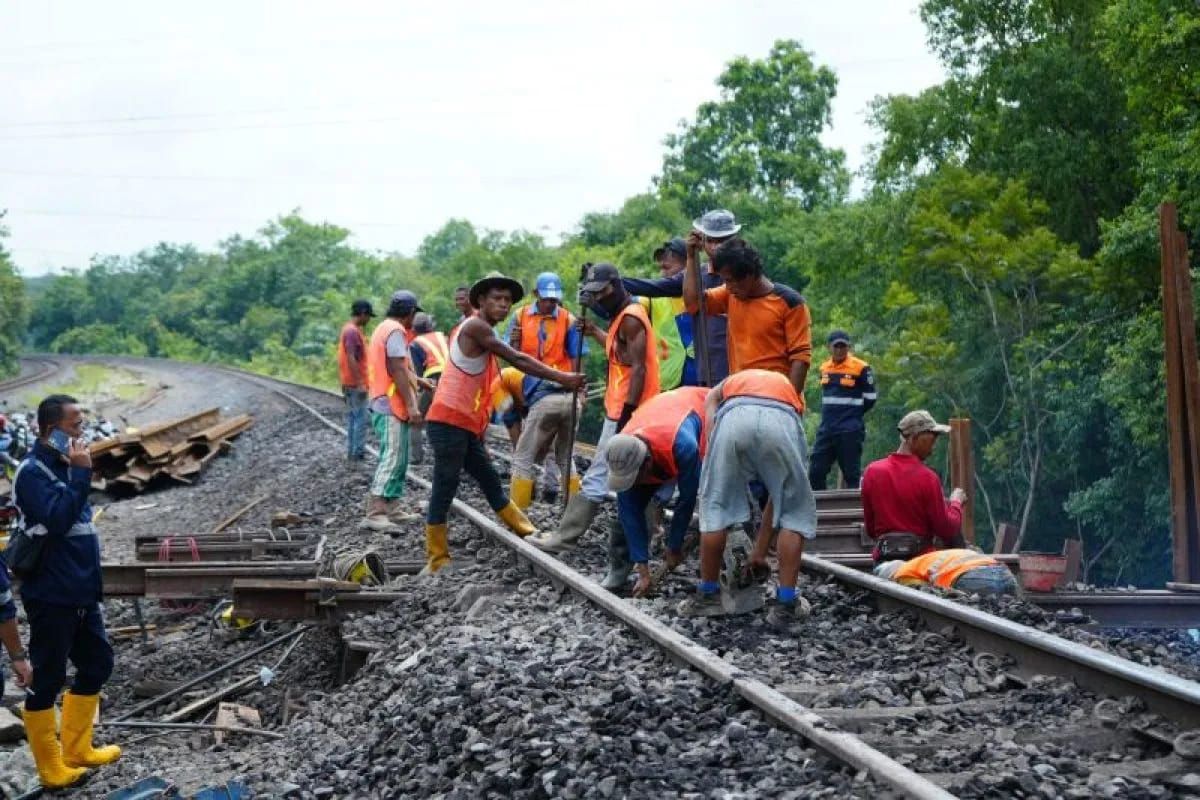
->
[112,625,309,721]
[97,720,284,739]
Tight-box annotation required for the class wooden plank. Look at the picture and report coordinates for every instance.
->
[1161,203,1194,584]
[950,418,975,544]
[993,522,1019,554]
[1062,538,1082,584]
[1172,226,1200,583]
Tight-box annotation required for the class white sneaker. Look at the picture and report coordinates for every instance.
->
[359,514,399,532]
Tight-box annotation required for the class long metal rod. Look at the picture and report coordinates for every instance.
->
[112,625,308,721]
[248,373,955,800]
[563,271,587,509]
[97,720,285,739]
[692,252,713,387]
[803,554,1200,727]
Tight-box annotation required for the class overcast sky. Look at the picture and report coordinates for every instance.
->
[1,2,944,276]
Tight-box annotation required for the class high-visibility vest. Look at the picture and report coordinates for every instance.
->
[367,319,410,421]
[337,322,366,388]
[721,368,805,415]
[622,387,709,484]
[640,297,685,390]
[514,305,575,372]
[427,327,499,437]
[818,353,875,432]
[604,303,661,420]
[894,549,1000,590]
[412,331,450,378]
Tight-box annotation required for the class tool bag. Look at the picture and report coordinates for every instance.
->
[5,459,60,578]
[876,532,924,562]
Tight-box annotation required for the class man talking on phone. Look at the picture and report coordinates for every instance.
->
[12,394,120,789]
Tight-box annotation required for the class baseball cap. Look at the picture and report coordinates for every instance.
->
[897,410,952,437]
[581,262,621,293]
[653,238,687,261]
[412,312,434,334]
[351,299,375,317]
[828,329,851,345]
[388,290,423,315]
[535,272,564,300]
[605,434,649,492]
[692,209,742,238]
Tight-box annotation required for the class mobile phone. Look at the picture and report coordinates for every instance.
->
[48,428,71,457]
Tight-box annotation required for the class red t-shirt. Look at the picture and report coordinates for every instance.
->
[861,453,963,542]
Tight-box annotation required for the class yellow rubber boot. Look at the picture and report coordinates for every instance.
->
[23,708,88,788]
[510,476,535,510]
[61,692,121,768]
[497,502,538,537]
[568,474,582,497]
[424,523,451,573]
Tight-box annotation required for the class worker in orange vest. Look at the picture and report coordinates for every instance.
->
[504,272,584,373]
[336,299,374,462]
[529,263,661,583]
[362,290,424,532]
[680,370,816,627]
[408,312,449,465]
[603,387,709,595]
[874,549,1017,595]
[423,273,586,574]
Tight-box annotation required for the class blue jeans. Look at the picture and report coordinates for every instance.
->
[953,566,1018,596]
[344,388,368,458]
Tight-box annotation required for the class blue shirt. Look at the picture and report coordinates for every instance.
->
[615,413,702,564]
[13,440,102,607]
[621,272,730,384]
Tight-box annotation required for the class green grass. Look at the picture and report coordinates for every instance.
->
[20,363,147,409]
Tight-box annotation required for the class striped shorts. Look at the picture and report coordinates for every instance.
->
[370,412,411,499]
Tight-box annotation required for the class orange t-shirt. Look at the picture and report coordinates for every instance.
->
[703,283,811,376]
[720,368,805,414]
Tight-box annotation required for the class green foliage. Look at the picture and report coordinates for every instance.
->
[659,40,849,215]
[0,220,28,377]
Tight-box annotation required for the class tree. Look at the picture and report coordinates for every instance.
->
[870,0,1137,254]
[0,219,27,377]
[659,40,848,215]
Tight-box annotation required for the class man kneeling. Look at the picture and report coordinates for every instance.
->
[873,549,1017,596]
[680,369,817,625]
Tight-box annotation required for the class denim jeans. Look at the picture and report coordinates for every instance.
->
[953,565,1018,596]
[343,388,368,458]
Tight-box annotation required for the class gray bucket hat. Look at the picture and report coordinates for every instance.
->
[692,209,742,238]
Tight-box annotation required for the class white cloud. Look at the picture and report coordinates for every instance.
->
[0,1,943,275]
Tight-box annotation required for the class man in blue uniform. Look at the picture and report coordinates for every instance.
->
[809,330,877,490]
[13,394,121,789]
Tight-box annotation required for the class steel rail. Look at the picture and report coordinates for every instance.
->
[224,366,957,800]
[0,357,60,393]
[803,555,1200,728]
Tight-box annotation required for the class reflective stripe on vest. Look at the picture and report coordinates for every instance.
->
[414,331,450,378]
[895,549,999,590]
[337,322,366,388]
[604,303,661,420]
[367,318,410,421]
[427,327,499,436]
[721,369,804,415]
[517,305,574,372]
[622,387,709,482]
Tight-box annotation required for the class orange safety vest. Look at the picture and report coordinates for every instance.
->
[894,549,1000,590]
[412,331,450,378]
[367,319,410,421]
[721,368,805,415]
[622,387,709,483]
[427,326,500,437]
[516,305,575,372]
[604,303,661,420]
[337,322,367,388]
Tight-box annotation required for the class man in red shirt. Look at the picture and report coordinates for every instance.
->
[860,410,967,563]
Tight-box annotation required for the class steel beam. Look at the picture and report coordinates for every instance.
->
[1028,591,1200,629]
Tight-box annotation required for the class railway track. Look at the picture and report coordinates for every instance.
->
[0,356,61,394]
[207,363,1200,798]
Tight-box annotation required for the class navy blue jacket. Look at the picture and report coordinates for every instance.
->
[621,272,730,385]
[817,355,877,434]
[13,440,102,607]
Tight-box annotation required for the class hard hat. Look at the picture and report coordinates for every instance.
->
[535,272,564,300]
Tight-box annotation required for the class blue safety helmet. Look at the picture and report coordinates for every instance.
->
[535,271,564,300]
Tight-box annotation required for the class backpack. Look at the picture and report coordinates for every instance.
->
[6,459,60,579]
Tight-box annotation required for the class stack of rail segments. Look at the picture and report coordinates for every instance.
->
[89,407,253,493]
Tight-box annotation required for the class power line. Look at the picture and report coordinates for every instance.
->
[0,103,369,129]
[0,167,577,186]
[6,206,416,229]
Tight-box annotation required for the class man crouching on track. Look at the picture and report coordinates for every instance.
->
[874,549,1017,596]
[601,386,710,596]
[680,370,817,626]
[423,272,586,574]
[13,394,120,789]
